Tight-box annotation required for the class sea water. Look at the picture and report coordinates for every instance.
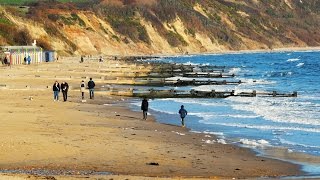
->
[130,51,320,175]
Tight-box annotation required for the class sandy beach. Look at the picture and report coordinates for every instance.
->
[0,57,302,179]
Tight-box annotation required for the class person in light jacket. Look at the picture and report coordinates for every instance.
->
[80,80,85,100]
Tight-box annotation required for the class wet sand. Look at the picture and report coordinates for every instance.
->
[0,57,302,179]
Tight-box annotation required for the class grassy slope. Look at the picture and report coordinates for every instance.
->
[0,0,87,5]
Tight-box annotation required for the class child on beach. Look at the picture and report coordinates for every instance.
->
[179,105,188,127]
[80,80,85,100]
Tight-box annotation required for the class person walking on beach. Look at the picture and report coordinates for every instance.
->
[87,78,95,99]
[141,97,149,120]
[61,81,69,102]
[52,81,60,101]
[179,105,188,127]
[80,80,85,100]
[27,55,31,65]
[3,56,8,65]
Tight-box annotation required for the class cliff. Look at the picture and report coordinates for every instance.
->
[0,0,320,55]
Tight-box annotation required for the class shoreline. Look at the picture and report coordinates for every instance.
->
[0,56,309,179]
[131,98,320,177]
[0,90,303,179]
[140,46,320,58]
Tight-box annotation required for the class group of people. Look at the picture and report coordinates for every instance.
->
[141,98,188,127]
[52,81,69,102]
[1,56,9,65]
[53,79,188,127]
[1,55,31,66]
[80,56,103,63]
[23,55,31,65]
[52,78,95,102]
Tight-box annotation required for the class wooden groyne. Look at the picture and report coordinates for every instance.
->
[96,86,298,99]
[131,78,242,86]
[131,89,298,98]
[142,72,235,79]
[182,72,235,78]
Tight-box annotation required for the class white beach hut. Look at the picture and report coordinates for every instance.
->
[0,46,43,65]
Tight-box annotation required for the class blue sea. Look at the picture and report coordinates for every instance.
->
[130,51,320,175]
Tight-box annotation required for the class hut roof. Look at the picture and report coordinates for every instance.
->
[1,46,42,51]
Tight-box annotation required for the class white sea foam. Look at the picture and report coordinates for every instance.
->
[182,61,209,66]
[189,113,215,120]
[202,138,226,144]
[279,138,320,148]
[160,98,229,107]
[227,114,260,119]
[206,122,320,133]
[228,67,242,74]
[229,97,320,126]
[196,113,259,120]
[297,62,305,67]
[193,85,237,92]
[217,139,227,144]
[203,139,215,144]
[287,58,300,62]
[237,78,276,85]
[239,139,270,147]
[203,131,224,136]
[172,131,185,136]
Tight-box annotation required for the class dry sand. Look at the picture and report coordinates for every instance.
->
[0,57,302,179]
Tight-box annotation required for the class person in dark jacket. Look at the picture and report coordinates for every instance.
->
[179,105,188,127]
[61,81,69,102]
[3,57,8,65]
[141,97,149,120]
[87,78,95,99]
[52,81,60,101]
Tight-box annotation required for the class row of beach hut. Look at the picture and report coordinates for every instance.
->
[0,46,56,65]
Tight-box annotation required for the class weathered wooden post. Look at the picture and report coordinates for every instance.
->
[190,89,196,96]
[293,91,298,97]
[150,88,155,96]
[253,90,257,97]
[170,88,175,96]
[273,91,277,97]
[129,88,134,96]
[211,90,216,97]
[176,78,181,86]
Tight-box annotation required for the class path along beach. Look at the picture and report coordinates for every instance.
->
[0,56,302,179]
